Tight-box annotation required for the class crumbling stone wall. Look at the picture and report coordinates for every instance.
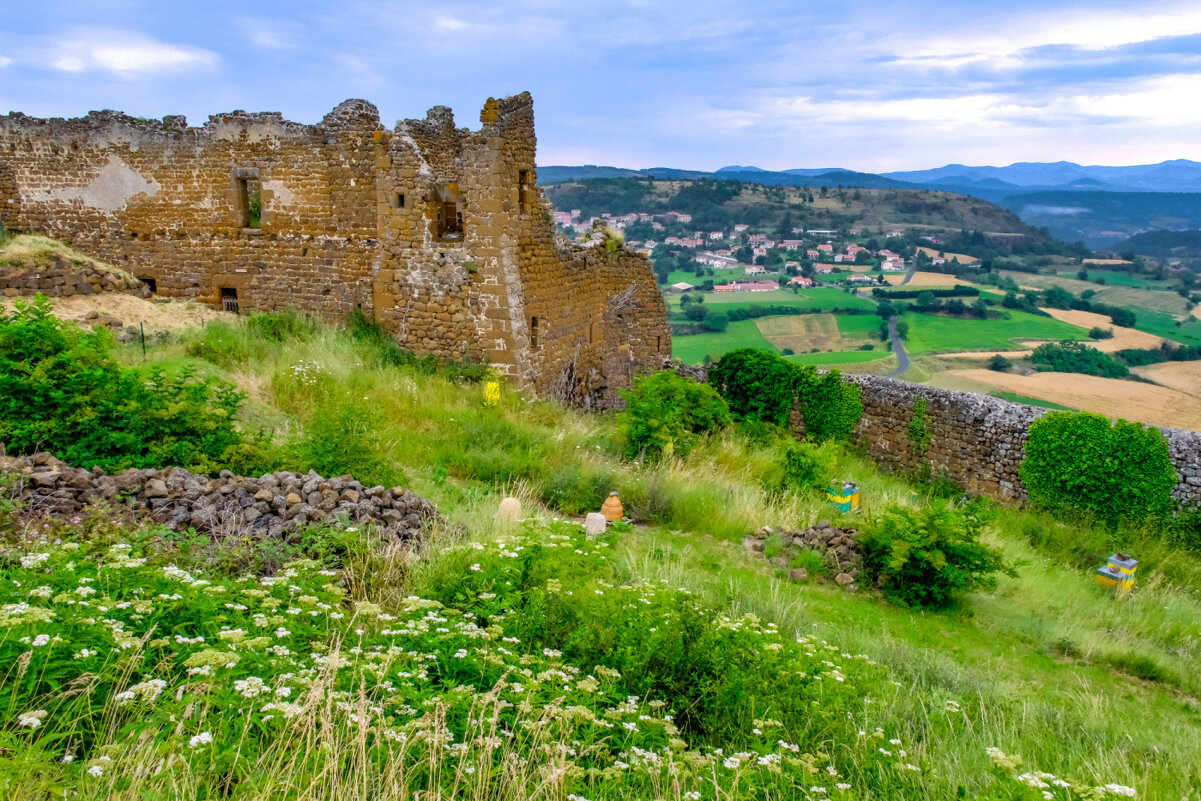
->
[0,93,668,406]
[1,251,148,298]
[2,452,438,545]
[791,374,1201,504]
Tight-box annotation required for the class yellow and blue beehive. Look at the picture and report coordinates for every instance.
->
[826,481,861,513]
[1095,553,1137,593]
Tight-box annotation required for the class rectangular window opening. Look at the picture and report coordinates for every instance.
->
[531,316,539,349]
[518,170,530,214]
[397,192,405,209]
[236,177,262,229]
[656,335,661,353]
[589,322,594,343]
[433,184,464,240]
[140,277,157,294]
[220,286,239,314]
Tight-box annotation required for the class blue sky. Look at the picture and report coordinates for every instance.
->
[3,1,1200,171]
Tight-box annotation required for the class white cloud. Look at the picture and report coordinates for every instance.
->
[895,2,1201,66]
[39,29,218,76]
[434,15,469,32]
[0,55,11,68]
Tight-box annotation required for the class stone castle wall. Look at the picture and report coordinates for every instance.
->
[0,93,669,406]
[791,374,1201,503]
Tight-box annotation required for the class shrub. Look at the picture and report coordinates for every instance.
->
[700,310,729,332]
[708,348,796,426]
[774,438,832,492]
[795,366,863,443]
[859,502,1012,609]
[1088,326,1114,340]
[1030,340,1128,378]
[619,371,731,460]
[541,462,617,515]
[0,295,255,474]
[286,399,403,488]
[1020,411,1176,525]
[988,354,1012,371]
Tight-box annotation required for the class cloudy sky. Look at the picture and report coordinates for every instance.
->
[3,1,1200,172]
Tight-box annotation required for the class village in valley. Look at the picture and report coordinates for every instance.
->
[554,206,939,294]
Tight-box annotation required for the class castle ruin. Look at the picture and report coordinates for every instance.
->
[0,93,669,406]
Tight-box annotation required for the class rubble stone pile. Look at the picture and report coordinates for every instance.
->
[1,451,438,544]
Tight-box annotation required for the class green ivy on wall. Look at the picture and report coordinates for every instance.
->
[908,395,932,456]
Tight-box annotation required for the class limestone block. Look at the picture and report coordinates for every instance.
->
[584,512,607,537]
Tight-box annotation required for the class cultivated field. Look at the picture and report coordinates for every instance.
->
[999,270,1189,314]
[667,287,877,311]
[916,246,978,264]
[1134,360,1201,398]
[930,368,1201,430]
[784,349,893,369]
[1039,308,1167,349]
[902,310,1087,354]
[883,271,979,287]
[755,312,874,352]
[672,318,777,364]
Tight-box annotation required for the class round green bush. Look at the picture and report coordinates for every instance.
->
[1020,411,1176,525]
[708,348,796,427]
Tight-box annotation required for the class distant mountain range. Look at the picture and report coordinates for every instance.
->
[538,160,1201,248]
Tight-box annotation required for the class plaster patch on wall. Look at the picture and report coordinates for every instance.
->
[27,155,159,213]
[260,179,295,207]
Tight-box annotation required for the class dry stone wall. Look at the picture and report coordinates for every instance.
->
[0,93,669,407]
[2,452,438,545]
[1,251,148,298]
[791,374,1201,504]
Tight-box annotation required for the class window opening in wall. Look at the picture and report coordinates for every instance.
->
[397,192,405,209]
[236,177,262,229]
[140,277,157,294]
[432,184,464,240]
[589,322,594,343]
[220,287,239,314]
[518,170,530,214]
[531,316,539,349]
[656,335,661,352]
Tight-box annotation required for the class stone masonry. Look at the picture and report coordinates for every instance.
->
[2,451,438,546]
[790,373,1201,504]
[0,93,670,407]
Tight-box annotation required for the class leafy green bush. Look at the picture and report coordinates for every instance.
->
[619,371,731,460]
[859,502,1012,609]
[1020,411,1176,525]
[0,295,259,474]
[1030,340,1128,378]
[774,438,832,492]
[988,354,1012,371]
[708,348,796,427]
[286,399,403,489]
[795,366,863,442]
[1088,326,1114,340]
[701,309,729,332]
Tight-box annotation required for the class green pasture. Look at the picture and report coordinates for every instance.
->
[901,310,1088,355]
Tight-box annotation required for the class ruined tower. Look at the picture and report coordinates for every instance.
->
[0,93,670,406]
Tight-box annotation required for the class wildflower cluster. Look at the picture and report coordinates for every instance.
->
[0,516,1138,800]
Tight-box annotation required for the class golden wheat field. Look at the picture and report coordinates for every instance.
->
[930,368,1201,429]
[883,271,979,287]
[916,246,978,264]
[1133,360,1201,398]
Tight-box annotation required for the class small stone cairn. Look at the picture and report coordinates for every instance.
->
[742,520,864,591]
[1,451,438,544]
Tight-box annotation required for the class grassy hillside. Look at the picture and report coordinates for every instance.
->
[545,178,1046,238]
[4,310,1201,799]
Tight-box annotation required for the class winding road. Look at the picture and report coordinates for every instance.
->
[885,316,909,377]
